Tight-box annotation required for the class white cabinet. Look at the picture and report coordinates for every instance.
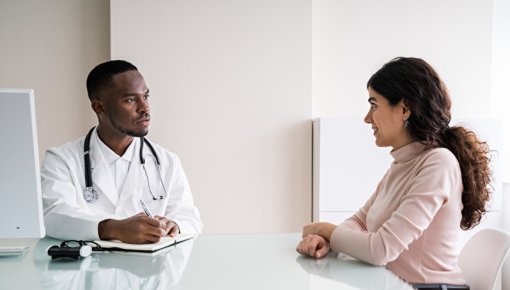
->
[312,118,504,231]
[312,118,392,223]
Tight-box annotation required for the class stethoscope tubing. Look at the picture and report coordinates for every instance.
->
[83,126,161,201]
[84,127,95,189]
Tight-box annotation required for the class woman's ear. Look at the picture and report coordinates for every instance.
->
[401,100,411,119]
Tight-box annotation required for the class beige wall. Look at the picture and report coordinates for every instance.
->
[111,0,312,233]
[1,0,312,234]
[0,0,110,159]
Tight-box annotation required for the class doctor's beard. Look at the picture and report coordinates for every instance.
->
[109,113,149,137]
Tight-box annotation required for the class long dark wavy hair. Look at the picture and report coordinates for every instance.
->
[367,57,492,230]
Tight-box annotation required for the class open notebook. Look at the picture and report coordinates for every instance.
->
[94,233,195,253]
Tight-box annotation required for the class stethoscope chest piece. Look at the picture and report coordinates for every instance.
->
[83,187,98,203]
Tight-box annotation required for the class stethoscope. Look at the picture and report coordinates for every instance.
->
[83,127,168,203]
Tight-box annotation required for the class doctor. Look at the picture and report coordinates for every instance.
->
[41,60,203,243]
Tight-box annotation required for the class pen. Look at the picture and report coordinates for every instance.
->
[140,200,154,218]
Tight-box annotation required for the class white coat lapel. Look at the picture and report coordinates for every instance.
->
[90,130,119,206]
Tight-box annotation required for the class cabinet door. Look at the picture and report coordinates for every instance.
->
[313,118,392,221]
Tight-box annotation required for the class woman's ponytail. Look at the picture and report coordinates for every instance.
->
[439,126,492,230]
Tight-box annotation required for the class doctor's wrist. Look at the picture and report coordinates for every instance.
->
[98,219,118,240]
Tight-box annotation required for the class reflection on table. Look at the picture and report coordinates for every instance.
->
[296,252,413,290]
[0,237,193,290]
[164,234,413,290]
[38,237,192,290]
[0,234,413,290]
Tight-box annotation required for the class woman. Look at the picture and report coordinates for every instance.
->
[297,57,491,289]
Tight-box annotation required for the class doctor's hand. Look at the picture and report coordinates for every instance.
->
[155,216,180,237]
[98,213,168,244]
[296,234,330,259]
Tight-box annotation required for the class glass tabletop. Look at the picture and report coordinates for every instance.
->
[0,233,413,290]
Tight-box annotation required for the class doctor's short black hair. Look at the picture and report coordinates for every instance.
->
[86,60,138,100]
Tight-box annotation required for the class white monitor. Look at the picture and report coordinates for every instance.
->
[0,89,45,238]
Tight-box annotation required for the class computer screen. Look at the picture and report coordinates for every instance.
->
[0,88,45,238]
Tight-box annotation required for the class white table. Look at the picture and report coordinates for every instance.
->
[0,233,413,290]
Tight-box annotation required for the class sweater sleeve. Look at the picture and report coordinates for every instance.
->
[330,151,460,266]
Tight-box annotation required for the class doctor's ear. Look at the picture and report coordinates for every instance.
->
[91,100,104,115]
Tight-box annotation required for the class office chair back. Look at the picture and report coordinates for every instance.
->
[458,228,510,290]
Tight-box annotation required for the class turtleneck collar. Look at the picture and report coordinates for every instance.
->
[390,141,428,163]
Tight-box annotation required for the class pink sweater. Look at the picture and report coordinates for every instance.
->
[330,142,466,284]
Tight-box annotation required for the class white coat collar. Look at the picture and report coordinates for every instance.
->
[96,133,136,164]
[89,129,140,206]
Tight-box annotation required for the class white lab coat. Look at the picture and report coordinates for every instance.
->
[41,128,203,240]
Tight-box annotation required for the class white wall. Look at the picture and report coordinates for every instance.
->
[311,0,497,211]
[312,0,493,119]
[492,0,510,183]
[0,0,110,159]
[494,2,510,289]
[110,0,312,234]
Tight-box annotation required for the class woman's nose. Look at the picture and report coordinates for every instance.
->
[364,111,372,124]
